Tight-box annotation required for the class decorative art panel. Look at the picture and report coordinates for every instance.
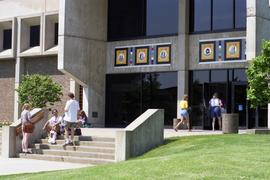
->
[156,45,171,64]
[224,40,242,60]
[135,47,149,65]
[199,41,215,62]
[115,48,128,66]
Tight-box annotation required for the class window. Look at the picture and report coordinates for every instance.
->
[190,0,246,33]
[146,0,178,36]
[108,0,178,41]
[106,72,177,127]
[3,29,12,50]
[30,25,40,47]
[191,0,211,32]
[235,0,246,29]
[54,23,58,45]
[212,0,234,30]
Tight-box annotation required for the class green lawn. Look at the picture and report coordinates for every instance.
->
[1,134,270,180]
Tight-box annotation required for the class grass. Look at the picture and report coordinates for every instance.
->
[1,134,270,180]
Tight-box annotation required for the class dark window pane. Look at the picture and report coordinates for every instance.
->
[108,0,145,40]
[146,0,178,36]
[191,0,211,32]
[54,23,58,45]
[106,72,177,127]
[193,70,209,84]
[235,0,246,29]
[30,25,40,47]
[105,74,142,127]
[211,70,227,82]
[3,29,12,50]
[212,0,234,30]
[233,69,247,82]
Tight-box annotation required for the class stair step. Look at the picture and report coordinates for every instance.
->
[49,135,115,142]
[18,153,115,165]
[32,144,115,153]
[36,139,115,147]
[30,149,115,160]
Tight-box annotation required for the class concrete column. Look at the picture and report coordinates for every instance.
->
[69,78,80,101]
[82,86,89,117]
[177,0,189,119]
[14,57,24,121]
[177,70,188,119]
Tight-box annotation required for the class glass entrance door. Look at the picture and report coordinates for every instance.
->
[231,83,248,128]
[203,83,227,129]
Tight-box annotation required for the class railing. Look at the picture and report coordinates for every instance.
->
[15,109,45,136]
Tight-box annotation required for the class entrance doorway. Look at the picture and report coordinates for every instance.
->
[189,69,267,129]
[203,83,227,129]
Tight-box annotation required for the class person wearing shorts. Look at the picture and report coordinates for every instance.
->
[209,93,222,131]
[174,94,190,131]
[63,92,80,146]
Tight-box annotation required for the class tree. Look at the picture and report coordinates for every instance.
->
[246,40,270,108]
[16,74,63,108]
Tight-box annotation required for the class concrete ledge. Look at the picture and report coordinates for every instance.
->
[115,109,164,162]
[245,129,270,134]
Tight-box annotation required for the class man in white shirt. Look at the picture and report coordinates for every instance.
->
[63,92,80,145]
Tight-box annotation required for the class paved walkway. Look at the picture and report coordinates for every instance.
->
[0,129,246,176]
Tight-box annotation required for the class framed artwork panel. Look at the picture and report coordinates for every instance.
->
[199,41,216,62]
[224,40,242,60]
[156,44,171,64]
[115,48,128,66]
[135,46,149,65]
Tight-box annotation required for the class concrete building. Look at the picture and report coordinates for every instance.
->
[0,0,269,129]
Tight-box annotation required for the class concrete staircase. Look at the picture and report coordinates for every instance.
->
[18,135,116,165]
[0,127,2,155]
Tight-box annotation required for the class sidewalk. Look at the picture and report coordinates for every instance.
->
[0,157,88,176]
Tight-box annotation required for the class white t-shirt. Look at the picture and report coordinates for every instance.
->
[209,98,221,107]
[48,116,62,126]
[64,99,80,122]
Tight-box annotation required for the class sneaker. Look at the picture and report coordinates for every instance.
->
[63,139,70,146]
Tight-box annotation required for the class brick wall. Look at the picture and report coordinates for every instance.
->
[24,56,70,118]
[0,60,15,121]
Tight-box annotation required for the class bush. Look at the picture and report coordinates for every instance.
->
[16,74,63,108]
[247,40,270,108]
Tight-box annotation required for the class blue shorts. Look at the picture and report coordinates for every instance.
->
[210,106,221,118]
[180,109,189,119]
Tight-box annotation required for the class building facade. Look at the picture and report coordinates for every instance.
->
[0,0,269,129]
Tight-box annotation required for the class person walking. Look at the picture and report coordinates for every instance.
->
[21,103,33,153]
[209,92,222,131]
[174,94,190,131]
[63,92,80,146]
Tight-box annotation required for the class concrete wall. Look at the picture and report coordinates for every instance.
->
[115,109,164,161]
[247,0,270,60]
[0,0,59,19]
[107,36,179,74]
[189,31,247,70]
[0,60,15,121]
[58,0,107,127]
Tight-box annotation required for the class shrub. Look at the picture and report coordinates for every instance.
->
[16,74,63,108]
[247,40,270,108]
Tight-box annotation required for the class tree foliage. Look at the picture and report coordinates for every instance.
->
[246,40,270,108]
[16,74,63,108]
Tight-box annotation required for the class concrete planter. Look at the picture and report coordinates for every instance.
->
[222,113,239,134]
